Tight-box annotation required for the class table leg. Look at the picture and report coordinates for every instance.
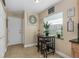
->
[37,37,39,52]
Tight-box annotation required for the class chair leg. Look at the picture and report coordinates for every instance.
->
[52,50,55,55]
[41,42,43,54]
[43,49,47,58]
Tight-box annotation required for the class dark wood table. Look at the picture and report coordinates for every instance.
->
[37,35,55,57]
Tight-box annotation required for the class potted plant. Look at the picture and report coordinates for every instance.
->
[56,32,61,38]
[43,22,50,36]
[57,34,61,38]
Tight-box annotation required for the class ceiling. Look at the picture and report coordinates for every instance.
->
[5,0,63,13]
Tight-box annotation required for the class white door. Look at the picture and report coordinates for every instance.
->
[8,17,22,45]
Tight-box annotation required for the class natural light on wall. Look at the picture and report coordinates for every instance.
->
[44,12,63,38]
[33,0,40,3]
[48,18,63,25]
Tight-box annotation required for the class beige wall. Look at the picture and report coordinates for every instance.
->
[39,0,79,57]
[24,11,39,45]
[6,10,24,19]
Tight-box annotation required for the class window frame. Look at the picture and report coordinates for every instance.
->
[43,12,64,39]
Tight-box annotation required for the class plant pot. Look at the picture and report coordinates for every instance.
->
[45,33,49,36]
[57,34,61,38]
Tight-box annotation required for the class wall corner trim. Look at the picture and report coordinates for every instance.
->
[56,50,71,58]
[24,43,36,48]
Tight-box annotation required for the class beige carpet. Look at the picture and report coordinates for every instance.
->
[4,44,62,58]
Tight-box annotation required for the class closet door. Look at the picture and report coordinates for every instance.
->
[8,17,22,45]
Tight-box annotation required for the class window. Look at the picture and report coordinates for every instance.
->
[44,12,63,37]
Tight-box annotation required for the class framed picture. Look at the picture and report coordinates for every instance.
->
[67,7,75,17]
[67,18,74,32]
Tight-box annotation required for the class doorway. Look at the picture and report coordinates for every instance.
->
[8,17,23,46]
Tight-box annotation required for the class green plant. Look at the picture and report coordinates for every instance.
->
[44,22,50,29]
[43,22,50,36]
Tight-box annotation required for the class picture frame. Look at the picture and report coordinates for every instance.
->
[67,18,74,32]
[67,7,75,17]
[27,15,37,25]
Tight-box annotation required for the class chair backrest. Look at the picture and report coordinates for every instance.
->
[38,36,55,47]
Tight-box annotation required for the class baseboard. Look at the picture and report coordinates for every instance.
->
[8,42,22,46]
[56,50,71,58]
[3,48,7,57]
[24,43,36,48]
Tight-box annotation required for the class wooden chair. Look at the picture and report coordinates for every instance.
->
[37,36,55,58]
[42,36,55,58]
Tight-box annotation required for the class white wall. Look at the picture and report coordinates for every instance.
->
[0,0,7,57]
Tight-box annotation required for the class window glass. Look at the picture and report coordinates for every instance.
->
[44,12,63,37]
